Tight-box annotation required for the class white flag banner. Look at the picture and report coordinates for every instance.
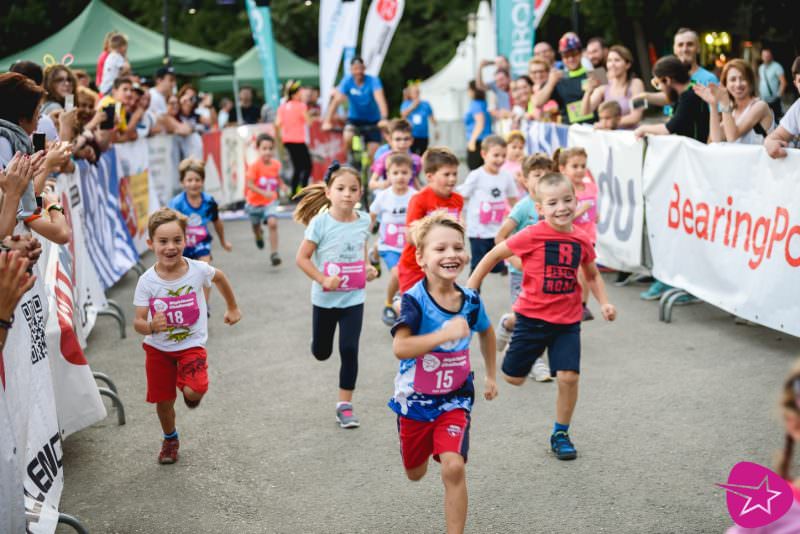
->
[361,0,405,76]
[533,0,552,28]
[319,0,362,113]
[643,135,800,335]
[568,125,647,272]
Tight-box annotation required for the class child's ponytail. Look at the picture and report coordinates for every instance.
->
[778,433,794,480]
[551,148,562,172]
[292,160,360,226]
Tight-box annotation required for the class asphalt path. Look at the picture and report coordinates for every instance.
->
[58,216,800,534]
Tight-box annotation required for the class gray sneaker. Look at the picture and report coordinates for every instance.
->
[336,403,360,429]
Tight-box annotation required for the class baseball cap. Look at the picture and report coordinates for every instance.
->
[154,66,176,79]
[558,32,582,53]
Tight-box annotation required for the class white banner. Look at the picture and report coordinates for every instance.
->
[643,136,800,335]
[319,0,362,114]
[568,125,647,272]
[147,134,180,209]
[4,270,63,533]
[361,0,405,76]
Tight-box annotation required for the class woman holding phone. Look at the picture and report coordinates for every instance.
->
[41,65,77,117]
[580,45,645,129]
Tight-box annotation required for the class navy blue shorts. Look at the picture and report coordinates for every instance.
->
[347,119,383,144]
[469,238,505,273]
[502,314,581,378]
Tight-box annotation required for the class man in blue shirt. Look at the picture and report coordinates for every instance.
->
[322,56,389,160]
[759,47,787,121]
[400,84,437,155]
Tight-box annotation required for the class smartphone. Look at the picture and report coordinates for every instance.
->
[632,97,648,110]
[32,132,46,152]
[589,67,608,86]
[100,104,116,130]
[65,94,74,112]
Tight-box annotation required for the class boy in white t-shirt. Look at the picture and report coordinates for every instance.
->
[99,33,129,95]
[369,152,416,325]
[133,208,241,465]
[457,134,518,282]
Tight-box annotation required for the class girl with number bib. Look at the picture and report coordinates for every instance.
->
[294,162,379,429]
[390,212,497,534]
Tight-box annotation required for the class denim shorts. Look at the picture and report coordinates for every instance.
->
[509,271,523,304]
[245,202,278,225]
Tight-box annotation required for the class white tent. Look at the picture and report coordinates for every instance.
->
[418,1,496,152]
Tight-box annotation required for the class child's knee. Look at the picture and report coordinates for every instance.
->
[440,454,465,485]
[557,370,579,386]
[311,347,332,361]
[503,374,526,386]
[267,218,278,229]
[405,464,427,481]
[182,386,204,401]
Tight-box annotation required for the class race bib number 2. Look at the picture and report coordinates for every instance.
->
[323,261,366,291]
[149,294,200,327]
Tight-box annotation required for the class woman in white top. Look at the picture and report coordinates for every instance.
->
[693,58,775,144]
[581,45,646,129]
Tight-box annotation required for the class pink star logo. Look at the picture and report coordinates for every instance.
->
[720,462,793,528]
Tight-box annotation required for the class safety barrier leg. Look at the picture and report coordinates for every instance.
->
[97,306,126,339]
[104,299,127,323]
[58,512,89,534]
[98,387,126,425]
[658,288,685,322]
[93,372,118,394]
[132,260,146,275]
[662,290,689,324]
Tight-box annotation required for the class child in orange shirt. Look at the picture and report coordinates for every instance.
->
[245,133,289,265]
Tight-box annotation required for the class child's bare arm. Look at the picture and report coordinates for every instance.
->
[495,217,518,244]
[583,261,616,321]
[364,243,378,281]
[211,268,241,324]
[392,318,469,360]
[133,306,166,336]
[246,178,275,200]
[574,201,591,218]
[212,219,232,251]
[466,242,513,289]
[296,239,341,290]
[27,214,71,245]
[368,172,387,191]
[478,326,498,400]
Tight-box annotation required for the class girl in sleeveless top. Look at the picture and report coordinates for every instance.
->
[580,45,645,129]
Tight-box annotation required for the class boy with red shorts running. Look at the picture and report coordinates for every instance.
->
[133,208,242,464]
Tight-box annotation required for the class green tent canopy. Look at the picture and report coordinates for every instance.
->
[0,0,232,76]
[197,45,319,94]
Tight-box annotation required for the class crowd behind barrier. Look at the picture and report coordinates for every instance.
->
[527,119,800,337]
[0,121,343,532]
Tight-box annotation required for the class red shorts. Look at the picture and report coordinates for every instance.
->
[397,409,470,470]
[143,344,209,403]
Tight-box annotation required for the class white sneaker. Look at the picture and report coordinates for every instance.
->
[495,313,514,352]
[530,358,553,382]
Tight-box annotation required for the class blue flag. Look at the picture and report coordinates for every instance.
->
[245,0,281,113]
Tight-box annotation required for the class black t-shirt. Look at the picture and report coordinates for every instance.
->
[552,70,590,124]
[240,105,261,125]
[665,86,709,143]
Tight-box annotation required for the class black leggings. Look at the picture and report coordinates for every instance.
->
[411,137,429,156]
[311,304,364,391]
[466,138,483,170]
[285,142,312,194]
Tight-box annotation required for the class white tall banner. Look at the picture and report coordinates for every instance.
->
[361,0,405,76]
[643,136,800,335]
[568,126,647,272]
[319,0,362,114]
[4,270,63,533]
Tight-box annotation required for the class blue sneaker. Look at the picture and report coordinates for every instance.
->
[550,431,577,460]
[673,294,700,306]
[640,280,672,301]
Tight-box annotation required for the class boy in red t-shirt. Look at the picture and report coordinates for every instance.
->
[468,172,616,462]
[245,134,289,266]
[397,147,463,299]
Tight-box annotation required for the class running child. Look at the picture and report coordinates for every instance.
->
[245,133,289,266]
[457,134,518,279]
[169,158,232,301]
[501,130,527,196]
[294,162,379,428]
[467,172,616,461]
[368,119,422,191]
[554,147,598,321]
[397,147,463,299]
[494,153,553,382]
[369,152,416,326]
[390,212,497,534]
[133,208,241,464]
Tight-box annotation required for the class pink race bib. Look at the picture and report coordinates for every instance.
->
[382,223,407,248]
[413,349,471,395]
[576,198,597,224]
[323,261,366,292]
[478,201,506,225]
[258,176,279,193]
[185,225,208,248]
[149,294,200,328]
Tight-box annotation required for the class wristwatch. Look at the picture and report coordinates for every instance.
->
[719,103,734,114]
[0,315,14,330]
[47,204,65,214]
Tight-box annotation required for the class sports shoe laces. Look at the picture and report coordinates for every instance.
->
[553,431,574,450]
